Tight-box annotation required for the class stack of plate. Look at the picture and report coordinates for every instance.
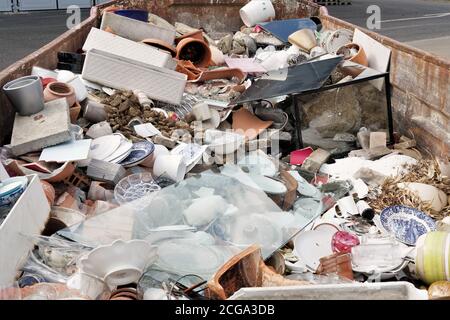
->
[89,134,155,168]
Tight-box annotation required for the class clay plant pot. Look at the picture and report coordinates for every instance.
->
[70,101,81,124]
[176,38,212,68]
[175,30,205,45]
[40,180,56,206]
[231,108,273,141]
[337,43,369,67]
[141,39,177,57]
[44,82,76,107]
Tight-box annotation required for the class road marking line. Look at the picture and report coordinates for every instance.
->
[380,12,450,23]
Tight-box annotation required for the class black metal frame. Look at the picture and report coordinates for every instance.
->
[292,71,394,149]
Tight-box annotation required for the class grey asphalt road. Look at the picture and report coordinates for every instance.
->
[327,0,450,58]
[0,1,449,71]
[0,10,90,70]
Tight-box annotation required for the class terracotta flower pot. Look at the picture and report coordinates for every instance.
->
[70,101,81,124]
[40,180,55,206]
[175,30,205,45]
[44,82,76,107]
[176,38,212,68]
[141,39,177,57]
[337,43,369,67]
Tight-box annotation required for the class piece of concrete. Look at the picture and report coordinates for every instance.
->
[152,135,177,149]
[86,121,113,139]
[349,146,392,160]
[394,136,416,150]
[86,159,127,185]
[301,148,331,173]
[357,130,370,150]
[369,132,387,149]
[10,99,72,156]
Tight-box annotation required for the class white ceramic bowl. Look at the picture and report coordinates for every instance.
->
[79,239,158,287]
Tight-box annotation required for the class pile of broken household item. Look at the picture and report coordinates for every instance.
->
[0,3,449,300]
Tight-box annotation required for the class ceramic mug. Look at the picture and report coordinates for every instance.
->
[152,155,186,182]
[239,0,276,27]
[141,144,169,168]
[415,231,450,284]
[337,195,359,217]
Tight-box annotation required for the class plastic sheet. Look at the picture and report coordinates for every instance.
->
[57,165,327,279]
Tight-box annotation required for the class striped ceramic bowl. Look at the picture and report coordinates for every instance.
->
[415,231,450,285]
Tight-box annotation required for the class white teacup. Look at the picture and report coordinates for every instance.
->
[152,155,186,182]
[141,144,169,168]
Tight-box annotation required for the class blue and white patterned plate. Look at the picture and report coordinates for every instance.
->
[119,141,155,168]
[380,205,436,246]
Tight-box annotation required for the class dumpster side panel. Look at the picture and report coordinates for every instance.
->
[0,9,99,146]
[120,0,320,34]
[321,15,450,157]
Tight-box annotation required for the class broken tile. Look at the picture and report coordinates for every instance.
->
[39,139,92,163]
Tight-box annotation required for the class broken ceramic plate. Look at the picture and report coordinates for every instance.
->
[204,129,245,155]
[170,143,206,172]
[155,239,224,276]
[89,135,122,161]
[380,205,436,246]
[183,195,228,227]
[119,140,155,168]
[288,171,321,198]
[79,239,158,287]
[237,150,277,177]
[201,108,221,130]
[397,182,447,212]
[248,174,287,195]
[103,137,133,163]
[216,213,283,250]
[293,229,335,272]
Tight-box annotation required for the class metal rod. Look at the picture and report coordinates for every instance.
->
[293,95,304,149]
[384,73,395,145]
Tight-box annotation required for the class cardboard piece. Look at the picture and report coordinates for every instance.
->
[39,139,92,163]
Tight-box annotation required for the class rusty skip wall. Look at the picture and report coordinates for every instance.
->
[0,0,448,156]
[319,14,450,157]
